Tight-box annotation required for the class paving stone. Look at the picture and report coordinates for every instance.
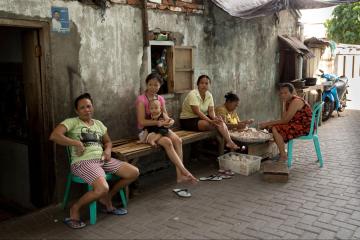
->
[312,221,339,232]
[353,227,360,239]
[295,222,322,234]
[318,213,335,223]
[317,230,336,239]
[331,219,358,231]
[278,225,304,236]
[298,207,322,217]
[300,215,318,225]
[300,231,319,239]
[335,212,351,222]
[336,228,354,240]
[313,206,338,215]
[282,232,300,239]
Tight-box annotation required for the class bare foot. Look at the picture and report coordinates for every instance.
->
[186,174,199,184]
[226,142,240,150]
[149,141,157,148]
[177,174,198,184]
[278,156,287,163]
[177,175,190,183]
[70,204,80,220]
[98,196,114,211]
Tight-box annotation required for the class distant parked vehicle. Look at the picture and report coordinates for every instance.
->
[319,70,350,121]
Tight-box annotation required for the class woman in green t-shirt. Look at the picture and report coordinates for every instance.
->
[50,93,139,229]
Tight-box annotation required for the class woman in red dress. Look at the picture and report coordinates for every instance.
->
[259,83,312,163]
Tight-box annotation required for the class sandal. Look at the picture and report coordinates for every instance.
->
[225,170,235,176]
[101,208,128,215]
[199,175,222,181]
[173,188,191,198]
[63,218,86,229]
[219,174,232,179]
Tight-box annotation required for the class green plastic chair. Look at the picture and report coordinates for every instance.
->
[287,102,324,168]
[62,147,127,225]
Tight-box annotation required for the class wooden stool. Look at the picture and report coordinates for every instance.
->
[262,161,289,183]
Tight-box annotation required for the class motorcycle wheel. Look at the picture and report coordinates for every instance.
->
[322,98,334,121]
[338,93,347,112]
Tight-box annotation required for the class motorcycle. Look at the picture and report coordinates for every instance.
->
[319,70,349,121]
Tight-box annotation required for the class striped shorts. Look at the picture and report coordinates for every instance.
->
[71,158,124,185]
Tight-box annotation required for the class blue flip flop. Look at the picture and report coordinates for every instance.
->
[63,218,86,229]
[102,208,128,215]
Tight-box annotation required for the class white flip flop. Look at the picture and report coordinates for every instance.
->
[199,175,222,181]
[172,188,192,198]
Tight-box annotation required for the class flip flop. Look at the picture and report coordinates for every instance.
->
[101,208,128,215]
[219,174,232,179]
[63,218,86,229]
[225,170,235,176]
[199,175,222,181]
[173,188,191,198]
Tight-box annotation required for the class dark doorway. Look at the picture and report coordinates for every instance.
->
[279,50,296,83]
[0,21,54,221]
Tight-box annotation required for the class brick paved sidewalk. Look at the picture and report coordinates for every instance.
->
[1,110,360,239]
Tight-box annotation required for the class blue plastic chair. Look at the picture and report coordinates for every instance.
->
[62,147,127,225]
[287,102,324,168]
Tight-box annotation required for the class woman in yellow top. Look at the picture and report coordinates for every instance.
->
[180,75,239,150]
[215,92,254,130]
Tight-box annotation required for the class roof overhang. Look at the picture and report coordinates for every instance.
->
[279,35,315,59]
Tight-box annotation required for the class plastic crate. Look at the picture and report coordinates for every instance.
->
[218,152,261,176]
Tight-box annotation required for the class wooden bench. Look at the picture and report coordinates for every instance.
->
[111,130,224,164]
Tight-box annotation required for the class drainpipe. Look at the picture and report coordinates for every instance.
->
[142,0,149,47]
[295,55,303,79]
[296,21,304,79]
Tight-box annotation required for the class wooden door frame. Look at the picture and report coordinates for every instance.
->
[0,17,55,206]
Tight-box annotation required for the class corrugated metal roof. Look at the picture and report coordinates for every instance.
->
[304,37,330,48]
[279,35,315,59]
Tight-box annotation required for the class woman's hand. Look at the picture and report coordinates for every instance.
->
[157,120,165,127]
[209,118,222,127]
[163,119,174,128]
[102,149,111,161]
[258,122,269,129]
[246,119,255,124]
[75,141,85,156]
[237,122,247,130]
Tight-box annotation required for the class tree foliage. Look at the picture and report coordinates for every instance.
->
[325,2,360,44]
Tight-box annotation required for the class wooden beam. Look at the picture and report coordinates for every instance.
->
[142,0,149,47]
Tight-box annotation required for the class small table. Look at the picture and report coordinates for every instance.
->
[229,131,279,160]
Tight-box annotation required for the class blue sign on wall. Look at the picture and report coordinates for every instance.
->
[51,6,70,33]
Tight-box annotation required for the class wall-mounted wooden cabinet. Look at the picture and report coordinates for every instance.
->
[147,41,194,94]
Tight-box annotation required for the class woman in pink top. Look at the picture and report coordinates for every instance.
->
[136,73,197,193]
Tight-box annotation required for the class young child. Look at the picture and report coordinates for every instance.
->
[144,99,174,146]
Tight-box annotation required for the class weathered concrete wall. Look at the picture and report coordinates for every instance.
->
[0,0,299,202]
[204,5,299,122]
